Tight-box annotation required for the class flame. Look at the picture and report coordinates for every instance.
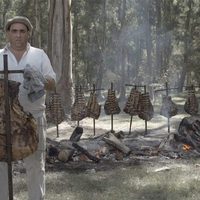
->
[182,144,191,151]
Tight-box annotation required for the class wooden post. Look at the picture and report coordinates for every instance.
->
[56,93,59,138]
[129,116,133,134]
[0,55,24,200]
[110,82,114,132]
[93,84,96,136]
[3,54,13,200]
[166,82,170,133]
[128,85,137,135]
[93,118,96,136]
[144,85,148,135]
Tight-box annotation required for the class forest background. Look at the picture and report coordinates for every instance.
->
[0,0,199,116]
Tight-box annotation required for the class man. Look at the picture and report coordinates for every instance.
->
[0,16,56,200]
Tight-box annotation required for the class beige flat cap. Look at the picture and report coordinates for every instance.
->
[5,16,33,32]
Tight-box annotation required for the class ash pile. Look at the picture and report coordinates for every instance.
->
[46,115,200,166]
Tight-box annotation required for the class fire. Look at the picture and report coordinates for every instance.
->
[182,144,191,151]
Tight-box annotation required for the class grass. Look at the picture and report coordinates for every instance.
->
[13,158,200,200]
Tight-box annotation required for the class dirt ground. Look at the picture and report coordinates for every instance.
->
[12,94,200,200]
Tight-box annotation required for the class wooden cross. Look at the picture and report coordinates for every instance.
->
[0,54,24,200]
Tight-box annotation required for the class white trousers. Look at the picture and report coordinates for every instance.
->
[0,114,47,200]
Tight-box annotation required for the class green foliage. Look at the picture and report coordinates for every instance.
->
[0,0,199,89]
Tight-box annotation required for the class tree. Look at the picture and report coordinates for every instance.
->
[48,0,73,116]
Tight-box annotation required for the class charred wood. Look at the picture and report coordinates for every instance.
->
[72,142,100,163]
[102,132,131,155]
[69,126,83,142]
[175,116,200,152]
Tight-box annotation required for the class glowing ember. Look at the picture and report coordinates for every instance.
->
[182,144,191,151]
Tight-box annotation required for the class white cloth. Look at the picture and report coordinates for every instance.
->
[0,43,56,200]
[23,64,46,102]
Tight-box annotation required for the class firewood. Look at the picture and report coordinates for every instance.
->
[175,116,200,152]
[58,149,74,162]
[102,132,131,155]
[72,142,100,163]
[69,126,83,142]
[46,138,75,162]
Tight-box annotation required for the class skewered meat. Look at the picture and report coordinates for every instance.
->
[104,89,120,115]
[87,92,101,119]
[0,79,38,161]
[160,95,178,118]
[123,88,141,116]
[138,93,154,121]
[184,87,198,115]
[46,93,65,124]
[71,87,87,121]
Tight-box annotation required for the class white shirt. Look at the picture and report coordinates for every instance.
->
[0,43,56,118]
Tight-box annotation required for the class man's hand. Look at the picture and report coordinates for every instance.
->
[44,75,56,91]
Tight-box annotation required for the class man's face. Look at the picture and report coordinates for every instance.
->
[6,23,30,50]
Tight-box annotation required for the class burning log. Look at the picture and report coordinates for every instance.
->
[138,92,154,121]
[123,88,141,116]
[160,95,178,118]
[184,86,198,115]
[174,116,200,151]
[102,132,131,155]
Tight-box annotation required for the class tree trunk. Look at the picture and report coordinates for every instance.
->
[155,0,162,78]
[48,0,73,116]
[145,0,153,83]
[119,0,126,101]
[95,0,107,98]
[178,0,192,92]
[161,0,173,74]
[73,3,80,85]
[33,0,41,48]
